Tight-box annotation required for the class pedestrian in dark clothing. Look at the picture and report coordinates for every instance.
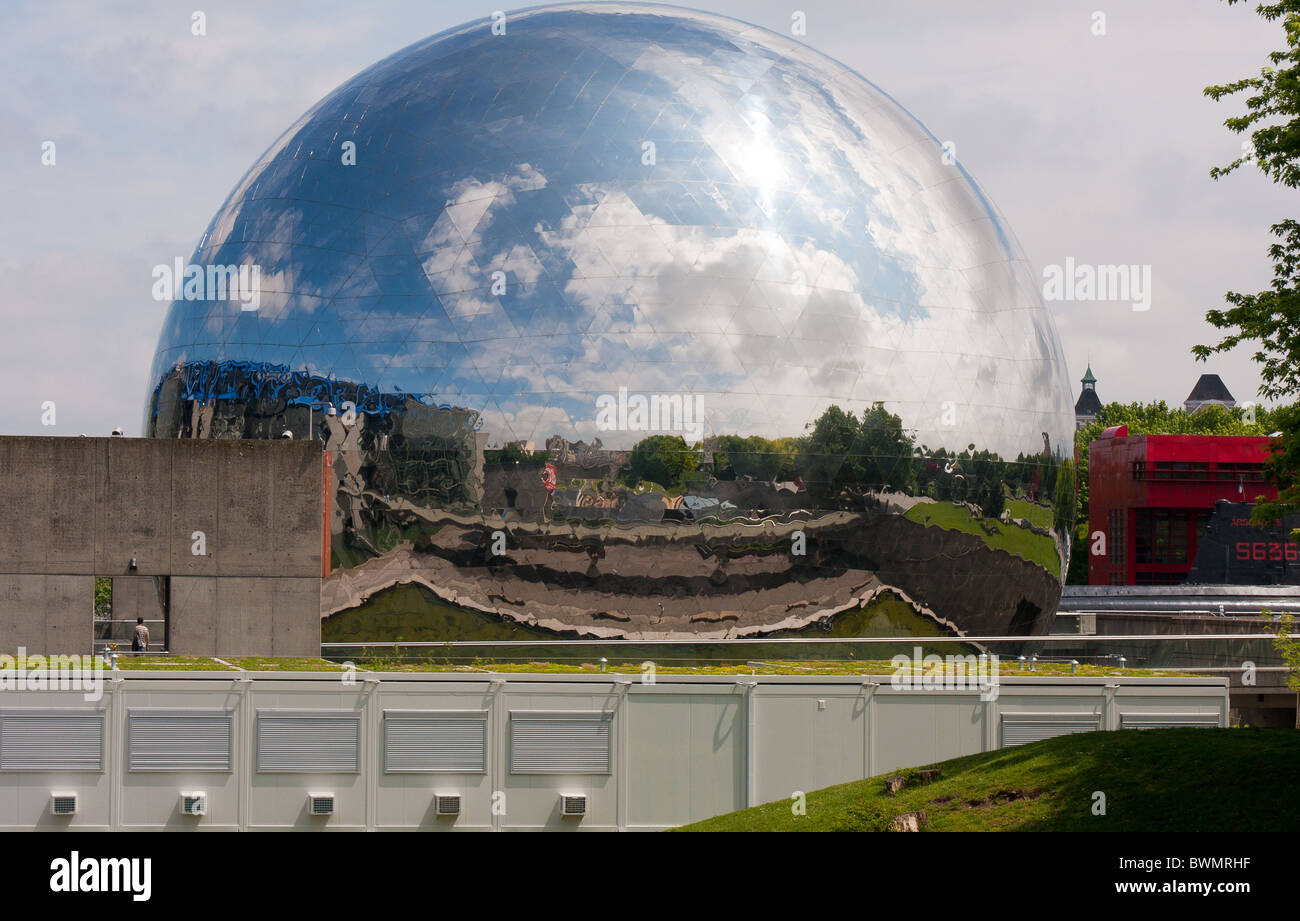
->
[132,617,150,652]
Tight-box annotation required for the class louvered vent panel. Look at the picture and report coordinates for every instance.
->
[256,713,360,773]
[0,714,104,771]
[1120,713,1221,730]
[1000,713,1100,748]
[384,712,487,773]
[510,713,612,774]
[128,711,232,772]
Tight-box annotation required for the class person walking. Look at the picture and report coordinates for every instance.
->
[132,617,150,653]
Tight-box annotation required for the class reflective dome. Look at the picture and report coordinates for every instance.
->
[147,3,1075,641]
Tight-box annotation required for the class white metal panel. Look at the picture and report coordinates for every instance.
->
[127,710,233,772]
[383,710,488,773]
[1120,712,1221,730]
[625,693,745,827]
[0,712,104,772]
[509,712,612,774]
[0,674,1234,830]
[256,712,361,773]
[753,693,866,805]
[874,695,985,774]
[1000,713,1100,747]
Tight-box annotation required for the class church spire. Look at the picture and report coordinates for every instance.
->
[1075,365,1101,429]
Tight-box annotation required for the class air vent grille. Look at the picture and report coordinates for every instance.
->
[181,792,207,816]
[2,714,104,772]
[257,713,361,773]
[1120,713,1221,730]
[1000,713,1100,748]
[128,711,233,772]
[383,712,488,773]
[509,713,613,774]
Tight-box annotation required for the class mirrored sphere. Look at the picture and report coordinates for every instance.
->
[146,3,1076,641]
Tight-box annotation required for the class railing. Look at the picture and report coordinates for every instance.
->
[94,617,165,650]
[318,633,1291,678]
[321,633,1284,646]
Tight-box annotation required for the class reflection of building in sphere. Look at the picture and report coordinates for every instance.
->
[145,3,1074,641]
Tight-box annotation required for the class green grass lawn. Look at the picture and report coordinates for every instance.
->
[110,655,1171,677]
[1005,496,1054,530]
[111,655,346,671]
[324,581,953,647]
[675,728,1299,832]
[905,500,1060,573]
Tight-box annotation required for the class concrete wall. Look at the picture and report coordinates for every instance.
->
[168,577,322,656]
[0,575,91,652]
[0,671,1230,831]
[0,437,323,656]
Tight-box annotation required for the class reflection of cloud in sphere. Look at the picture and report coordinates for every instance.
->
[144,4,1075,640]
[147,2,1071,457]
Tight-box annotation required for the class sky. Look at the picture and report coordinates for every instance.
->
[0,0,1289,436]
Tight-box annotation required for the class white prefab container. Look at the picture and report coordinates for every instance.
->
[0,671,1229,831]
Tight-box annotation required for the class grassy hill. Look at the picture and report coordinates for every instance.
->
[904,500,1059,573]
[675,728,1299,832]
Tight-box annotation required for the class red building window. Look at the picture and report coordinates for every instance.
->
[1133,461,1210,482]
[1135,509,1190,564]
[1108,508,1126,581]
[1214,462,1266,483]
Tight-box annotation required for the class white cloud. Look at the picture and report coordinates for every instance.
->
[0,0,1286,441]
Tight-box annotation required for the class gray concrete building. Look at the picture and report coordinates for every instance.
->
[0,436,325,657]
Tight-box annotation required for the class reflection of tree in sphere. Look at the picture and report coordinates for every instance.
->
[145,4,1074,641]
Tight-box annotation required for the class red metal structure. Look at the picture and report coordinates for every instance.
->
[1087,432,1276,585]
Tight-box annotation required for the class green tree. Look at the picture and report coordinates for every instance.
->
[979,478,1006,519]
[1053,458,1076,536]
[857,403,917,492]
[1195,0,1300,529]
[624,434,698,489]
[1253,403,1300,531]
[798,404,915,499]
[713,434,797,481]
[799,405,864,498]
[93,577,112,618]
[1267,613,1300,694]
